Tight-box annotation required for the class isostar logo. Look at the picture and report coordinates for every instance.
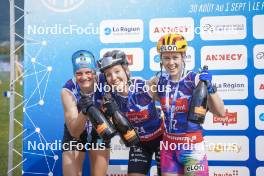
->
[100,19,143,43]
[201,45,247,70]
[160,98,188,113]
[149,18,194,41]
[100,48,143,71]
[200,16,246,40]
[253,15,264,39]
[213,109,237,126]
[254,75,264,99]
[213,75,248,100]
[253,44,264,69]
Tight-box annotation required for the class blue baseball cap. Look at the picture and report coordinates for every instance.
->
[71,50,96,73]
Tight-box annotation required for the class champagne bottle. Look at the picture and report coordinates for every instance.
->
[104,94,140,147]
[111,110,140,147]
[80,92,117,141]
[86,105,117,140]
[187,66,208,124]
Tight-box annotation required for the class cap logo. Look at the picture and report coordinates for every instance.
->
[160,45,178,52]
[75,56,91,64]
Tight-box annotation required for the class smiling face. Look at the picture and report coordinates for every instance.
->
[161,52,185,81]
[103,64,128,93]
[75,68,96,93]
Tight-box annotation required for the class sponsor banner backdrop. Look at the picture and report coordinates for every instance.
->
[23,0,263,175]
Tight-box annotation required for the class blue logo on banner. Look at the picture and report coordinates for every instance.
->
[154,55,160,63]
[259,113,264,121]
[104,27,112,35]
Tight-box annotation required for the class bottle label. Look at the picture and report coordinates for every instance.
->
[96,123,107,134]
[194,106,206,116]
[123,129,136,140]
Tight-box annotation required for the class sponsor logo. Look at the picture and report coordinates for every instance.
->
[206,143,242,153]
[100,48,143,71]
[160,98,188,113]
[204,136,249,161]
[209,166,249,176]
[260,84,264,90]
[204,105,248,130]
[41,0,84,12]
[213,75,248,100]
[200,16,246,40]
[256,51,264,60]
[212,170,238,176]
[153,26,190,33]
[104,27,112,35]
[75,56,91,64]
[201,45,247,70]
[100,19,143,43]
[127,109,148,123]
[213,109,237,126]
[160,45,178,52]
[149,18,194,41]
[202,23,244,33]
[253,45,264,69]
[260,113,264,121]
[206,53,242,61]
[254,75,264,99]
[255,105,264,130]
[186,165,204,172]
[126,54,133,65]
[253,15,264,39]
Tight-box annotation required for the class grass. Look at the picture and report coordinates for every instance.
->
[0,72,23,176]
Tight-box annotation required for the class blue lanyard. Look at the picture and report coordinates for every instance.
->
[165,79,179,132]
[127,80,142,112]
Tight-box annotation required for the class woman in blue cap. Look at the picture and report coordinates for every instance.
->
[61,50,110,176]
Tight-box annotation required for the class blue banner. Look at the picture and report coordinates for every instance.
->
[23,0,264,175]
